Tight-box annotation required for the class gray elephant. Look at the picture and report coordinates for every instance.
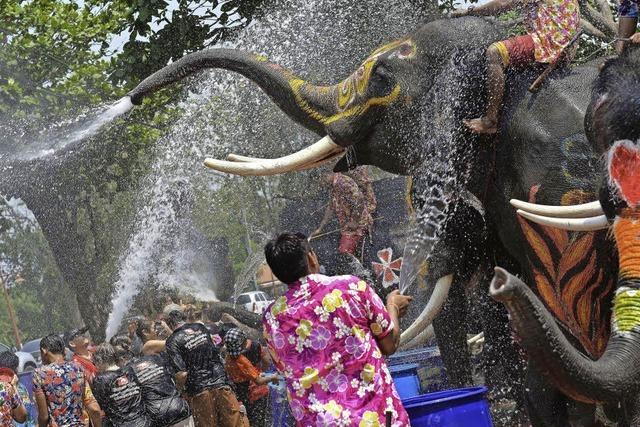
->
[125,16,616,425]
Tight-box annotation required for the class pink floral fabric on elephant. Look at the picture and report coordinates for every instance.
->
[263,274,410,427]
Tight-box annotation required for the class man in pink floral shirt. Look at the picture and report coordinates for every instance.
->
[263,232,413,427]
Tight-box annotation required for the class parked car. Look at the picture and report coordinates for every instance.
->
[235,291,274,314]
[0,342,37,373]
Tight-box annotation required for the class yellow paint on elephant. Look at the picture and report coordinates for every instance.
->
[300,367,319,389]
[612,287,640,332]
[359,411,381,427]
[357,280,367,291]
[611,215,640,333]
[290,78,401,125]
[254,54,269,62]
[288,38,414,125]
[296,319,313,339]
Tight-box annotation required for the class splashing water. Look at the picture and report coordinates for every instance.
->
[6,97,134,161]
[399,49,478,294]
[105,0,435,335]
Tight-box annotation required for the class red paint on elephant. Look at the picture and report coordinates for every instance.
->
[609,141,640,208]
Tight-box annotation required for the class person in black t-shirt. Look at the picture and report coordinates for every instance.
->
[92,343,150,427]
[164,310,248,427]
[128,353,190,427]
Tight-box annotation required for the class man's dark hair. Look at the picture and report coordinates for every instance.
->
[166,310,187,328]
[264,232,313,284]
[40,334,65,355]
[93,343,116,367]
[0,351,19,372]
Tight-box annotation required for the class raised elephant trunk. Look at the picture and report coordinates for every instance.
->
[490,214,640,404]
[128,48,338,136]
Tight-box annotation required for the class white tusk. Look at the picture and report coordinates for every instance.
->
[399,325,435,351]
[399,274,454,347]
[204,135,344,176]
[517,210,609,231]
[510,199,604,218]
[228,150,344,171]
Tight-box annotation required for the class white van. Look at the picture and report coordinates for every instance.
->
[235,291,274,314]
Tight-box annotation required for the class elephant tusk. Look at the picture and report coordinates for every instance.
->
[204,135,344,176]
[510,199,604,218]
[399,274,454,347]
[399,324,435,351]
[516,210,609,231]
[226,150,344,171]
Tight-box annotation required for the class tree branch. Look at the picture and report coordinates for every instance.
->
[581,17,608,39]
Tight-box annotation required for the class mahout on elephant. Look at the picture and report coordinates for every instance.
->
[125,15,621,425]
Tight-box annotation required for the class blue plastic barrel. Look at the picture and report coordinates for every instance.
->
[389,363,421,400]
[402,386,493,427]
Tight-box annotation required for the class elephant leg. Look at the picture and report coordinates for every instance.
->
[432,276,472,388]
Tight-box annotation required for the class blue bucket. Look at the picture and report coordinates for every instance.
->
[389,363,420,400]
[402,386,493,427]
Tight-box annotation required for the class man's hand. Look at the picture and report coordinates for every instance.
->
[221,312,239,325]
[630,33,640,44]
[386,290,413,318]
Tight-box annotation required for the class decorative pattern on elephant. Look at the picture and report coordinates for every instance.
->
[371,248,403,288]
[288,39,416,126]
[518,190,614,357]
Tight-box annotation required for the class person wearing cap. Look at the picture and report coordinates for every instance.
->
[33,334,102,427]
[223,329,279,427]
[0,351,28,427]
[164,310,248,427]
[64,327,98,384]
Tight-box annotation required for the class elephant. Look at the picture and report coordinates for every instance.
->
[490,47,640,424]
[124,15,616,425]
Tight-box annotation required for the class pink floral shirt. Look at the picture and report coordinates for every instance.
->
[263,274,410,427]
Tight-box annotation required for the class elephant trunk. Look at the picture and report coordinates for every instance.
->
[127,49,339,136]
[490,239,640,404]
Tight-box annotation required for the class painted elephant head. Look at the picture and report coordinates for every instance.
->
[127,16,504,304]
[491,47,640,407]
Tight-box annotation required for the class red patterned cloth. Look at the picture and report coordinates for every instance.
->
[330,167,377,254]
[524,0,580,63]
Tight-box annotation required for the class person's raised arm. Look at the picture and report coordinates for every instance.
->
[9,380,27,423]
[376,290,412,356]
[312,202,334,238]
[452,0,520,17]
[142,340,166,355]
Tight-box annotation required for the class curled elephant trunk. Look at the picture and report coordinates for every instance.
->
[490,259,640,403]
[127,48,339,136]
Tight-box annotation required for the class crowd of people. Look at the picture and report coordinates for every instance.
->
[0,230,414,427]
[0,305,280,427]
